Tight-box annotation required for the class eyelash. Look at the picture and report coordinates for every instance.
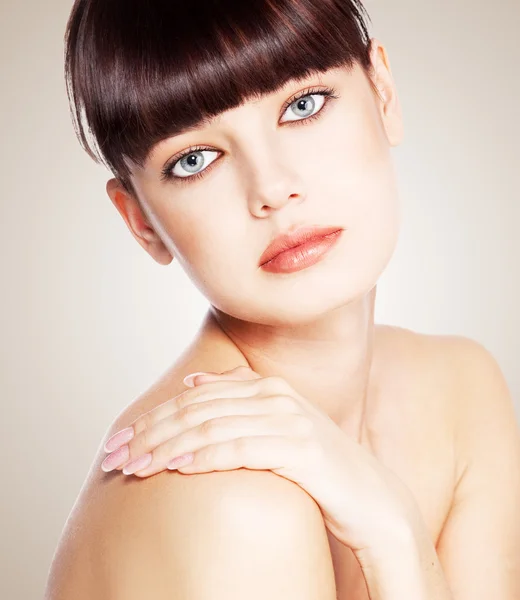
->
[160,85,339,185]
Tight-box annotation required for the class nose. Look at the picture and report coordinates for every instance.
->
[243,139,307,216]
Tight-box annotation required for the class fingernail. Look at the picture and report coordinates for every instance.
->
[183,372,209,387]
[104,427,135,453]
[122,453,152,475]
[101,445,130,472]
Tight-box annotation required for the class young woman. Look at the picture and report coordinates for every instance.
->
[45,1,520,598]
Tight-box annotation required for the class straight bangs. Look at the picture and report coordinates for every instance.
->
[64,0,374,194]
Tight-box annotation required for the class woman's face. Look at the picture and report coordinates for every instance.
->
[107,39,403,326]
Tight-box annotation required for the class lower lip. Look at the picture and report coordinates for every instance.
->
[260,230,343,274]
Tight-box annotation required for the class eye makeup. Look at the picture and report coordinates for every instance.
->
[159,85,339,185]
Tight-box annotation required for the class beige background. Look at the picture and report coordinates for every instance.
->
[0,0,518,597]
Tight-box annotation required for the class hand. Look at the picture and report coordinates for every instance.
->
[101,366,420,553]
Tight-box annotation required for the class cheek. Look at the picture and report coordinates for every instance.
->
[140,181,234,271]
[162,200,250,298]
[315,108,400,235]
[345,152,401,273]
[174,218,237,282]
[310,112,401,291]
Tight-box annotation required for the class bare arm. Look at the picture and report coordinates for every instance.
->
[434,337,520,598]
[348,336,520,599]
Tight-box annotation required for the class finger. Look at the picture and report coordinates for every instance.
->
[122,394,285,467]
[185,365,262,387]
[103,371,290,474]
[129,414,299,477]
[103,377,262,464]
[104,390,301,474]
[176,434,302,474]
[103,368,256,453]
[104,368,264,455]
[146,372,262,422]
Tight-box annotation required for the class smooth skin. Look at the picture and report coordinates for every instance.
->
[44,39,520,599]
[100,365,426,555]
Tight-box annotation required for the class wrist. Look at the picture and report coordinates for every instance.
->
[354,531,427,600]
[355,502,421,558]
[353,520,452,600]
[354,521,417,568]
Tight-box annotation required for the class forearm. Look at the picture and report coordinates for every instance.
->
[355,525,454,600]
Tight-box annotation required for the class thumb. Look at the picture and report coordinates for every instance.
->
[183,365,261,387]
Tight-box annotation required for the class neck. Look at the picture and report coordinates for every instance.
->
[202,285,382,440]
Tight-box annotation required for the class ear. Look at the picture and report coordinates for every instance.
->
[368,38,404,147]
[106,178,174,266]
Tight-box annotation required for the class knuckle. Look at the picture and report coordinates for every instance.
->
[141,425,158,448]
[144,409,160,430]
[263,375,287,393]
[170,395,183,412]
[266,375,284,386]
[131,413,149,436]
[274,394,298,412]
[203,443,219,462]
[200,418,217,436]
[171,389,191,411]
[245,379,261,395]
[234,436,248,453]
[175,404,198,426]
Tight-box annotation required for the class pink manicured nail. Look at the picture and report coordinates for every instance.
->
[104,427,135,453]
[122,453,153,475]
[101,445,130,472]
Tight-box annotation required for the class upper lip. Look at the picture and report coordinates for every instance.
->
[259,225,343,266]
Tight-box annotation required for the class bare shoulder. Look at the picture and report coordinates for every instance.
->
[394,327,519,474]
[393,326,516,410]
[381,324,511,395]
[408,329,517,422]
[46,354,336,598]
[46,460,335,599]
[407,333,520,598]
[436,333,520,465]
[375,324,473,406]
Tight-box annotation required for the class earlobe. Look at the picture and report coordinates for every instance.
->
[382,89,404,147]
[379,92,403,147]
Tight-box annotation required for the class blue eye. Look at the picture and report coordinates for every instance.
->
[281,92,326,122]
[169,148,220,180]
[160,85,339,185]
[278,86,339,125]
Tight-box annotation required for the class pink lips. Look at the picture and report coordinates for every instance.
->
[259,226,344,274]
[259,225,343,267]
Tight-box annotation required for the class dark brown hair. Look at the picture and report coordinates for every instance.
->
[64,0,376,199]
